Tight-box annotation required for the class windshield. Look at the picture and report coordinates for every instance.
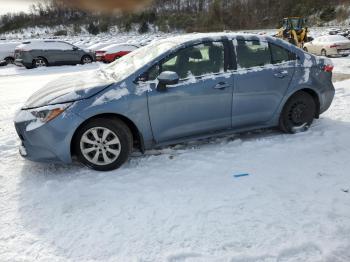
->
[289,18,301,29]
[102,40,181,82]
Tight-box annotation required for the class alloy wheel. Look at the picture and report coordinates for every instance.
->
[82,56,92,64]
[80,127,121,166]
[35,58,47,67]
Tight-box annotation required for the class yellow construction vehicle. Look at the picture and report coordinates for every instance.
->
[277,17,309,48]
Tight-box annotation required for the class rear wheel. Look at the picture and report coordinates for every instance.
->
[81,55,93,64]
[74,118,133,171]
[33,57,48,68]
[279,92,316,134]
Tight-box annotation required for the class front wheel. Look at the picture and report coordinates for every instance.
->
[74,118,133,171]
[4,57,14,65]
[33,57,48,68]
[279,92,316,134]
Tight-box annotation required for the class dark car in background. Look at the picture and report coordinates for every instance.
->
[14,40,95,69]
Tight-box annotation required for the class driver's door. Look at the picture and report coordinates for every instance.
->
[144,41,233,143]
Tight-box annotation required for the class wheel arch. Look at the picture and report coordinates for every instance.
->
[70,113,145,157]
[4,56,14,61]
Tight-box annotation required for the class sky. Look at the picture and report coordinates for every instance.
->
[0,0,40,15]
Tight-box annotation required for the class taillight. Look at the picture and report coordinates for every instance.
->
[330,44,340,48]
[323,64,334,72]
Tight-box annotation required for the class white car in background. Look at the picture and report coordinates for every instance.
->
[304,35,350,57]
[0,42,20,65]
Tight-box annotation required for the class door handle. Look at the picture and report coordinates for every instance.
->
[274,71,288,78]
[213,82,229,90]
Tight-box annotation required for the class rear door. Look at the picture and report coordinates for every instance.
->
[231,39,296,128]
[144,41,233,143]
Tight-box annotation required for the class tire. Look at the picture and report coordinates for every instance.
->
[33,57,48,68]
[73,118,133,171]
[342,54,349,57]
[279,91,316,134]
[4,57,14,65]
[303,47,308,52]
[81,55,93,64]
[321,49,327,57]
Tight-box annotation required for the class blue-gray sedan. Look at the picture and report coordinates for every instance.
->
[14,33,335,171]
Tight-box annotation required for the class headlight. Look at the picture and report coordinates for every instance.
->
[30,103,72,123]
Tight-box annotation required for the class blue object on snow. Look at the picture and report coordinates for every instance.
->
[234,173,250,178]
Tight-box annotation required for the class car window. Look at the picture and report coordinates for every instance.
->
[236,40,271,69]
[147,41,225,81]
[269,43,295,64]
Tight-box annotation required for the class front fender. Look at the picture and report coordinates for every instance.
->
[71,82,154,150]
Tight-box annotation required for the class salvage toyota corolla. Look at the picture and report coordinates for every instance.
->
[14,33,335,171]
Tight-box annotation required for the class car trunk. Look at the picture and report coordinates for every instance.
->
[334,41,350,55]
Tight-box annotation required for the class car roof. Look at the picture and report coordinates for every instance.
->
[154,32,275,46]
[21,40,69,44]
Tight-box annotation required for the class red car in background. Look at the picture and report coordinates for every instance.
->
[95,43,139,63]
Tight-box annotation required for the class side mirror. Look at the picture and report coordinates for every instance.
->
[157,71,179,91]
[72,46,79,51]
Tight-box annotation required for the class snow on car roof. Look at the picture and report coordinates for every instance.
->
[316,35,349,42]
[87,42,114,51]
[151,32,274,47]
[16,40,75,50]
[100,43,139,53]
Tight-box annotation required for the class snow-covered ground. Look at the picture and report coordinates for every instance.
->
[0,46,350,261]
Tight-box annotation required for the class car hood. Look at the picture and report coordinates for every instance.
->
[23,70,115,109]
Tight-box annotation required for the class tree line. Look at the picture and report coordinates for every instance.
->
[0,0,349,35]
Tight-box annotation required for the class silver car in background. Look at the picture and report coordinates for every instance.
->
[14,40,95,69]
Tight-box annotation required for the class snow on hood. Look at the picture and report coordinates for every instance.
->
[23,69,115,109]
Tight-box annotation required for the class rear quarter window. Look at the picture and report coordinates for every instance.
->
[236,40,271,68]
[269,43,296,64]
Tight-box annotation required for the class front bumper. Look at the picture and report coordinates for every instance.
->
[19,144,27,157]
[14,109,84,164]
